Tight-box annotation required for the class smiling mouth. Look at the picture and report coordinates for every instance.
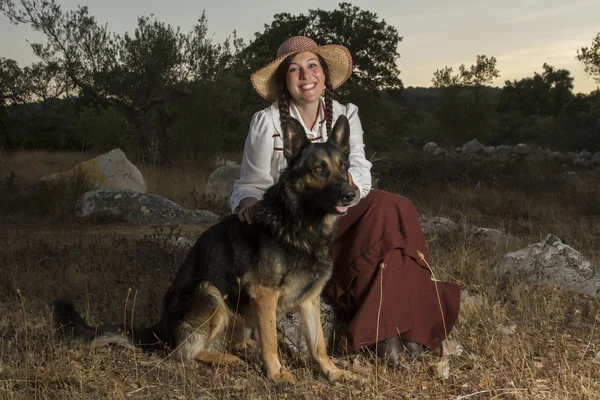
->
[300,82,317,90]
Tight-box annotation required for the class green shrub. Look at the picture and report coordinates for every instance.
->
[75,106,132,151]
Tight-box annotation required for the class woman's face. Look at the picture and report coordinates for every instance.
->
[285,51,326,106]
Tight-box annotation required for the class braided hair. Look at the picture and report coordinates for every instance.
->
[274,53,335,136]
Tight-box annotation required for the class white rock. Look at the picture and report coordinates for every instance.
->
[468,226,519,246]
[205,163,241,200]
[462,139,483,154]
[75,189,219,225]
[442,339,464,357]
[420,215,461,237]
[435,359,450,380]
[493,235,600,298]
[423,142,446,156]
[513,143,531,155]
[578,150,592,160]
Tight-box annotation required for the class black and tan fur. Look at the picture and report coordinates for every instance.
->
[51,115,359,383]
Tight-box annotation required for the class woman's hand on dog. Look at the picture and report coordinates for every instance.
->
[235,197,259,223]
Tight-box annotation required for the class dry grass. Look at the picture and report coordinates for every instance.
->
[0,150,94,184]
[0,150,228,222]
[1,150,600,399]
[0,149,212,204]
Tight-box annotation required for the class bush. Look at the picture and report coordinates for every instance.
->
[9,99,81,150]
[170,75,256,159]
[0,170,93,221]
[76,106,132,151]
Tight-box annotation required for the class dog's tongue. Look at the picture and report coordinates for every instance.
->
[336,205,349,214]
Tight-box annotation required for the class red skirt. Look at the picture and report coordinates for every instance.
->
[325,190,461,353]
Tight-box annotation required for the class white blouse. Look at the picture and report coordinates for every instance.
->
[230,99,373,212]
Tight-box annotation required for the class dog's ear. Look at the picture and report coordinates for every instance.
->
[282,117,311,162]
[327,115,350,156]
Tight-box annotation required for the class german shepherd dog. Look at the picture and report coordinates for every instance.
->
[51,115,359,383]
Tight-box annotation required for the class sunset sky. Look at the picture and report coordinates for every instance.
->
[1,0,598,93]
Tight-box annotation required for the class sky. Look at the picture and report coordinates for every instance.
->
[1,0,599,94]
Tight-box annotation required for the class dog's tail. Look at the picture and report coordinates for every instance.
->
[49,299,165,352]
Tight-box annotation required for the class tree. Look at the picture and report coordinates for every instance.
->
[0,58,27,147]
[432,55,500,105]
[0,58,23,148]
[498,63,574,118]
[432,55,500,87]
[24,61,72,102]
[240,2,403,91]
[495,64,578,147]
[1,0,234,161]
[577,33,600,84]
[0,56,76,148]
[431,55,500,144]
[0,58,28,104]
[560,90,600,151]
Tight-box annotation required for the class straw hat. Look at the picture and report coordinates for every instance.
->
[250,36,353,102]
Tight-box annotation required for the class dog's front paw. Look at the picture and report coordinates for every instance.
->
[327,368,362,383]
[232,338,257,351]
[219,354,244,365]
[269,368,297,384]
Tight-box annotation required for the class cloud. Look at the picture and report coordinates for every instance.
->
[509,0,598,23]
[497,29,593,64]
[524,0,541,6]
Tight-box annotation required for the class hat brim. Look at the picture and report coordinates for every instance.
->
[250,45,353,102]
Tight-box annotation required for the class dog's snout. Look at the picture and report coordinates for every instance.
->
[341,188,356,203]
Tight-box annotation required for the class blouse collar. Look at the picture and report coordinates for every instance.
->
[270,98,326,136]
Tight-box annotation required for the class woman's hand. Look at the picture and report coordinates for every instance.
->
[234,197,259,223]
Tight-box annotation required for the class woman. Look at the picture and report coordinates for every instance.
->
[231,36,460,366]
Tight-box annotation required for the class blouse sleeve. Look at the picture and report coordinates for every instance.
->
[345,103,372,202]
[229,110,275,212]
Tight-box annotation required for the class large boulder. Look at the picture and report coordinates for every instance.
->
[462,139,483,154]
[496,145,512,154]
[513,143,531,155]
[558,170,585,191]
[420,215,461,237]
[75,189,219,225]
[482,146,497,156]
[40,149,146,193]
[204,163,241,200]
[468,227,519,247]
[423,142,446,156]
[492,235,600,298]
[578,150,592,160]
[420,215,518,246]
